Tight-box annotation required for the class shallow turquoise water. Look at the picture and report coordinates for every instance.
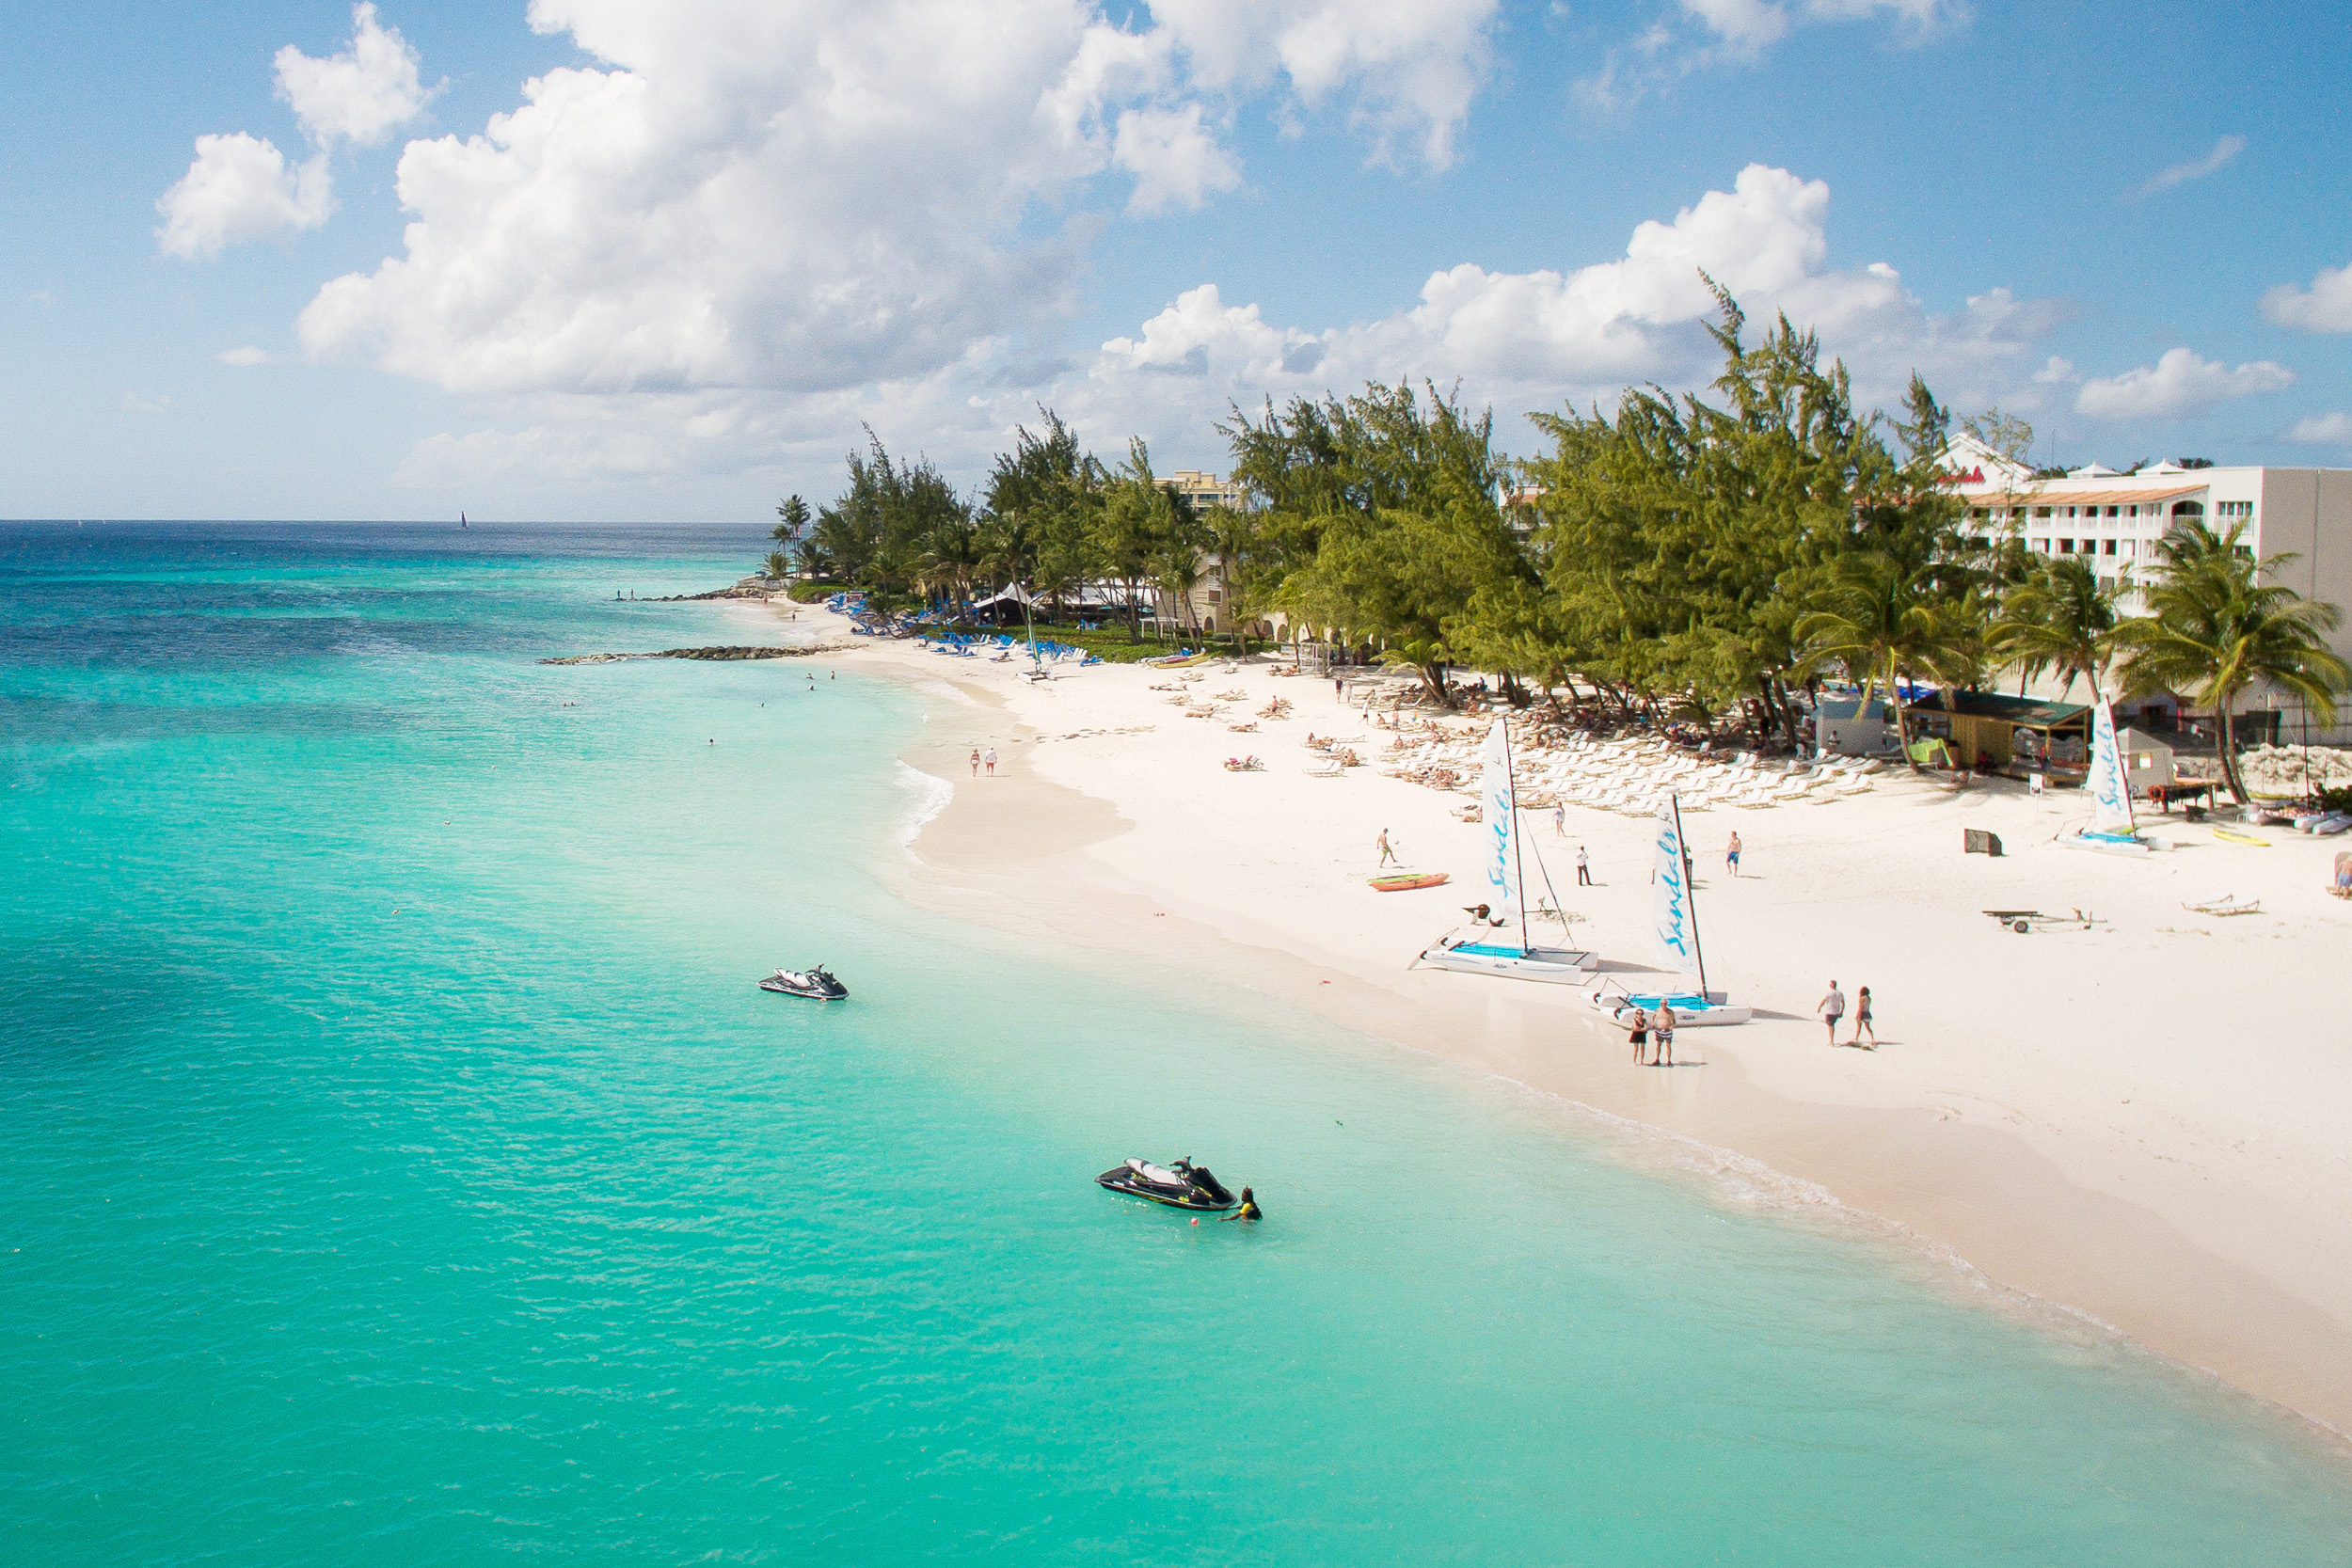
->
[5,521,2349,1564]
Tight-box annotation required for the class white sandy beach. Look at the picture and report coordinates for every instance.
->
[780,601,2352,1435]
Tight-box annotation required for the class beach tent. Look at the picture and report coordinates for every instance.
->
[1811,694,1895,755]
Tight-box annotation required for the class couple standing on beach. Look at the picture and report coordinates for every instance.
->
[1626,1003,1677,1067]
[1820,981,1876,1048]
[967,746,997,777]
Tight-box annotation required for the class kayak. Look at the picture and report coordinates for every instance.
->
[1368,872,1450,892]
[2212,827,2270,846]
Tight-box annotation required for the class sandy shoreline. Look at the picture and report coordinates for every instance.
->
[771,600,2352,1437]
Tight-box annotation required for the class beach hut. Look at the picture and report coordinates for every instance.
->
[2111,727,2177,792]
[1901,691,2092,777]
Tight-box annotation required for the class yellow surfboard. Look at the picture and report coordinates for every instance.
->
[2212,827,2270,846]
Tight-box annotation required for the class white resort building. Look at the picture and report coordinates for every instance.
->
[1939,433,2352,739]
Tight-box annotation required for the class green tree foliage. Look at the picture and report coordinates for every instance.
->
[981,410,1104,618]
[2114,521,2348,801]
[1523,293,1965,736]
[1794,551,1981,770]
[1991,554,2122,700]
[1223,382,1521,702]
[805,428,971,601]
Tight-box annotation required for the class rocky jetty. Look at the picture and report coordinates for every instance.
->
[540,645,820,665]
[651,577,786,602]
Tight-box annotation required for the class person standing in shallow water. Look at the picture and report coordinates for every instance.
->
[1221,1187,1262,1221]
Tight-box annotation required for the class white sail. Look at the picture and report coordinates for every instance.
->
[1651,800,1702,980]
[1480,721,1521,942]
[2084,698,2137,836]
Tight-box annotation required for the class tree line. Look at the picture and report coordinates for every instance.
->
[771,291,2344,791]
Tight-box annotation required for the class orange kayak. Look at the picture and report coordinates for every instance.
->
[1368,872,1450,892]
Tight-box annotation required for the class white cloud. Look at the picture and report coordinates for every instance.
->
[2074,348,2294,420]
[274,3,436,147]
[2261,262,2352,334]
[156,6,432,260]
[1112,104,1241,214]
[297,0,1501,397]
[1151,0,1500,167]
[1679,0,1791,50]
[2133,133,2245,198]
[120,391,173,414]
[2032,355,2075,384]
[215,346,271,366]
[2288,412,2352,446]
[154,133,335,260]
[387,162,2078,490]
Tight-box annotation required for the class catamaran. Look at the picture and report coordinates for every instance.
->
[1413,720,1597,983]
[1589,795,1752,1026]
[2059,699,2159,854]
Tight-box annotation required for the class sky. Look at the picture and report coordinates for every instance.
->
[2,0,2347,522]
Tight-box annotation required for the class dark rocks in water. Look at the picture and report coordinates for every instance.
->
[651,577,783,602]
[539,645,817,665]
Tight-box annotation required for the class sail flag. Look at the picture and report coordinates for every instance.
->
[2085,699,2137,836]
[1480,721,1520,941]
[1652,800,1702,979]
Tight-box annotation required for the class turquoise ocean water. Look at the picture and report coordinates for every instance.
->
[4,520,2349,1564]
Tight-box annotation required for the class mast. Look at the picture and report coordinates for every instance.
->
[1507,719,1531,955]
[1672,793,1708,996]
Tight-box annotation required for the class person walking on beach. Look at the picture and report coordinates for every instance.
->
[970,747,981,777]
[1851,986,1877,1050]
[1819,981,1846,1045]
[1725,830,1742,877]
[984,746,997,775]
[1627,1007,1649,1067]
[1652,1001,1677,1067]
[1576,846,1591,886]
[1376,829,1398,867]
[1553,804,1565,837]
[1333,675,1344,702]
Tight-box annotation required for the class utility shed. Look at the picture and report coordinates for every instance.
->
[2112,727,2177,790]
[1902,691,2092,775]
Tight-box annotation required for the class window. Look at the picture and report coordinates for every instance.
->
[2058,538,2074,552]
[2217,500,2253,518]
[2105,506,2120,517]
[2035,506,2053,518]
[2103,538,2117,555]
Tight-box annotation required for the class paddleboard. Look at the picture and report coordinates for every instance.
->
[2212,827,2270,846]
[1369,872,1450,892]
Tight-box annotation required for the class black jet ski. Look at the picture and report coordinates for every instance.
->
[759,964,847,1001]
[1095,1156,1237,1212]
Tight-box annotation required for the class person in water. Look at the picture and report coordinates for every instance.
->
[1221,1187,1262,1222]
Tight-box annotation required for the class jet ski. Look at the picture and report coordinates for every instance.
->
[1094,1156,1237,1212]
[758,964,847,1001]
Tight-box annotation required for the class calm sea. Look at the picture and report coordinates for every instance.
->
[4,520,2347,1564]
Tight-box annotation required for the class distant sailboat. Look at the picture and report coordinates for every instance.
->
[460,512,468,529]
[2060,699,2155,854]
[1590,795,1752,1026]
[1413,720,1597,983]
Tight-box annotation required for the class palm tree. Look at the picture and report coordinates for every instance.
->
[1794,551,1982,770]
[2114,521,2347,803]
[772,494,810,550]
[1991,555,2122,700]
[762,549,791,580]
